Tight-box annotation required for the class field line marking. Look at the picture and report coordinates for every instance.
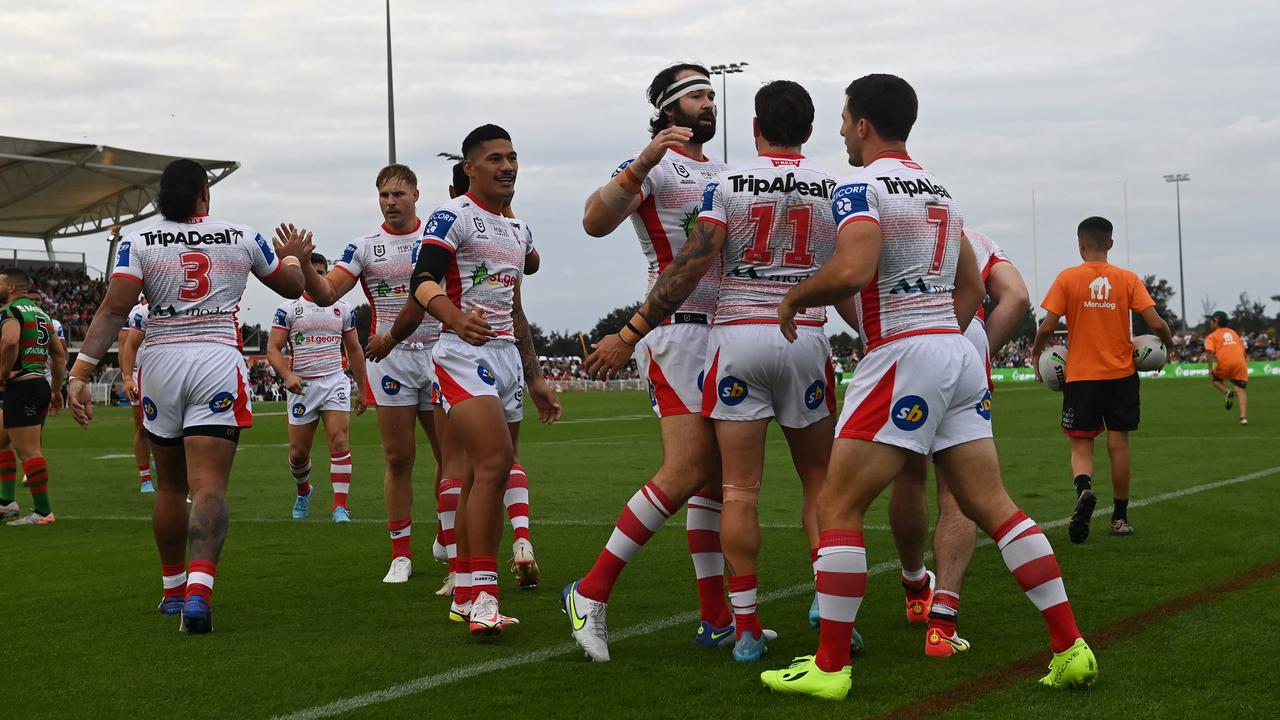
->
[874,554,1280,720]
[57,514,883,531]
[270,464,1280,720]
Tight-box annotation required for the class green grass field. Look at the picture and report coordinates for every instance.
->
[3,378,1279,720]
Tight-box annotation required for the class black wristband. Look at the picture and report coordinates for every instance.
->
[625,321,645,339]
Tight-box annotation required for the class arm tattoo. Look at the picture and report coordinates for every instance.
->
[512,287,542,383]
[639,221,718,327]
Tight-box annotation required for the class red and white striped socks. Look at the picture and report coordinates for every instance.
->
[329,452,351,509]
[471,556,499,599]
[578,482,675,602]
[162,563,187,601]
[814,529,867,672]
[504,464,531,544]
[139,464,152,488]
[686,491,732,627]
[187,560,217,603]
[438,479,462,574]
[728,574,763,640]
[290,458,312,497]
[994,510,1082,652]
[388,518,412,559]
[453,557,473,608]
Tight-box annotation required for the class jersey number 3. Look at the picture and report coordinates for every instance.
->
[744,203,814,268]
[179,251,212,301]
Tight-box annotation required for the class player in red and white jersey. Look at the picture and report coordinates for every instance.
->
[388,162,544,603]
[67,158,310,634]
[118,298,153,493]
[268,252,367,524]
[885,227,1032,658]
[570,63,736,657]
[301,164,443,585]
[405,124,560,635]
[575,81,846,662]
[760,75,1094,699]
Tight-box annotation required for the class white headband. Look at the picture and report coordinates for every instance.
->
[657,75,713,109]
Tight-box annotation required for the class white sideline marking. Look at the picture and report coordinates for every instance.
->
[58,513,885,531]
[271,465,1280,720]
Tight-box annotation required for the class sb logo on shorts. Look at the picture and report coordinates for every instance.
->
[696,370,705,393]
[381,375,401,395]
[891,395,928,431]
[476,364,497,386]
[209,391,235,414]
[718,376,749,406]
[646,379,658,408]
[291,402,306,418]
[142,397,157,421]
[975,390,992,421]
[804,380,827,410]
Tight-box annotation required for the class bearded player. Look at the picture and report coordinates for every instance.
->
[268,252,367,523]
[760,75,1095,699]
[566,62,737,655]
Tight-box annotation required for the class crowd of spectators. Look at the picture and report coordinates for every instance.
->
[984,329,1278,368]
[248,358,290,402]
[30,267,107,342]
[540,357,640,381]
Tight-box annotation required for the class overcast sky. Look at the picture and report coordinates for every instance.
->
[4,0,1278,334]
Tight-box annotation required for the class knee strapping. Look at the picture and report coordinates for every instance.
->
[721,481,761,508]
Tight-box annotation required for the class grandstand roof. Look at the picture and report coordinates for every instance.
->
[0,136,238,240]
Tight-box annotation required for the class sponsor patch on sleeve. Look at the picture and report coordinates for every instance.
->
[831,183,872,225]
[699,181,719,213]
[273,307,288,328]
[611,158,636,178]
[115,240,132,268]
[424,210,459,239]
[339,242,358,264]
[255,233,278,264]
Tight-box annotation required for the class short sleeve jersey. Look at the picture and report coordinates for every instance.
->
[1041,262,1155,382]
[963,228,1012,324]
[616,148,727,321]
[125,303,148,335]
[112,215,280,348]
[421,193,526,342]
[273,298,354,378]
[697,155,838,325]
[1204,327,1247,367]
[831,152,964,351]
[335,221,440,349]
[2,297,54,377]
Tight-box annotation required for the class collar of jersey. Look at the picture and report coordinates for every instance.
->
[759,153,805,160]
[380,219,422,236]
[464,192,504,217]
[871,150,913,163]
[669,146,711,163]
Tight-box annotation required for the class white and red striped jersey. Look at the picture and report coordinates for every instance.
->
[963,228,1012,324]
[112,214,280,348]
[614,148,727,321]
[272,297,354,379]
[831,152,965,351]
[421,193,526,342]
[125,303,148,334]
[697,154,838,325]
[335,222,439,348]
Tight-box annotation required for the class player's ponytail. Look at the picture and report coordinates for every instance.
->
[157,159,208,221]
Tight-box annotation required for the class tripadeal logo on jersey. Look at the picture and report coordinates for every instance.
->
[875,176,952,199]
[727,172,836,198]
[139,227,246,246]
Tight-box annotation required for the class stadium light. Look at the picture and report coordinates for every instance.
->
[1163,173,1190,328]
[385,0,396,164]
[709,62,748,162]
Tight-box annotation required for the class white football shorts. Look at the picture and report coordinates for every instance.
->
[701,324,835,428]
[137,342,253,439]
[286,371,351,425]
[431,334,523,423]
[835,332,992,455]
[367,344,435,410]
[636,323,710,418]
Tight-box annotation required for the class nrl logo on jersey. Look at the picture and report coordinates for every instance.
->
[729,172,836,199]
[373,244,386,258]
[473,216,486,234]
[141,227,245,247]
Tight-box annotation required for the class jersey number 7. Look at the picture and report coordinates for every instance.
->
[743,203,814,268]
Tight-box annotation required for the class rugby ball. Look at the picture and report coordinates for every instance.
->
[1132,334,1167,371]
[1038,346,1068,392]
